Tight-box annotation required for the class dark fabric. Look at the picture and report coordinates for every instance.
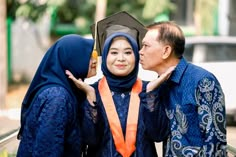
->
[17,87,83,157]
[90,11,147,55]
[17,34,94,157]
[146,57,227,156]
[101,32,139,92]
[22,34,93,107]
[82,32,169,157]
[84,81,169,157]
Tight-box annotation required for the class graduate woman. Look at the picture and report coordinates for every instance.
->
[67,12,174,157]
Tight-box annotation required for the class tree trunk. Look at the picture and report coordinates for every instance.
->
[0,0,7,109]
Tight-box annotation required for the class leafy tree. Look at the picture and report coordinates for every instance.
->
[194,0,218,35]
[142,0,176,21]
[6,0,177,35]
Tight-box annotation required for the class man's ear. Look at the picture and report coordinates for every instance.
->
[162,45,172,59]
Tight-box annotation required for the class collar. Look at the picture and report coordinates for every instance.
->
[169,57,188,84]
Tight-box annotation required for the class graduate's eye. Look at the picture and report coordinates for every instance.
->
[109,51,118,55]
[124,51,133,55]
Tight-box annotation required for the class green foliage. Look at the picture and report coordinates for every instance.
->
[6,0,20,20]
[195,0,219,35]
[0,149,16,157]
[6,0,175,35]
[106,0,148,24]
[16,3,47,22]
[142,0,176,20]
[7,0,48,22]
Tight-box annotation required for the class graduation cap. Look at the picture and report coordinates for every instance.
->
[91,11,147,56]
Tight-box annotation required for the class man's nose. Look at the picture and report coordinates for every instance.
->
[139,48,144,55]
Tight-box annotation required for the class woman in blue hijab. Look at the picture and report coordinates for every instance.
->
[67,32,172,157]
[16,34,97,157]
[66,12,176,157]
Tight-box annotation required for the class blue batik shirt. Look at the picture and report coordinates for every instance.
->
[146,57,227,157]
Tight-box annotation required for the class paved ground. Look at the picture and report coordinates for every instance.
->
[0,84,28,135]
[0,84,28,155]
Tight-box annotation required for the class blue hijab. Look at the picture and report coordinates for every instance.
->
[101,32,139,92]
[19,34,94,137]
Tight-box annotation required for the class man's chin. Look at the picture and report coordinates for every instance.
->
[141,65,148,70]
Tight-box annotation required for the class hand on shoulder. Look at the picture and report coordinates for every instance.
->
[146,66,176,92]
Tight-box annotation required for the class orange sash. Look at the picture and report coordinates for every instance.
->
[98,77,142,157]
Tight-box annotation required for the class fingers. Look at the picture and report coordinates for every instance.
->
[65,70,82,84]
[65,70,74,78]
[65,70,76,80]
[65,70,93,95]
[147,66,176,92]
[159,66,176,79]
[166,66,176,74]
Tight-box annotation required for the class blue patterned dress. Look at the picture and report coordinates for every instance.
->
[17,87,84,157]
[146,57,227,156]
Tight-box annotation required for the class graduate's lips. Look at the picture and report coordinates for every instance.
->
[115,64,127,69]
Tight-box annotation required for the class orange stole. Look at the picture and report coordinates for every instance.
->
[98,77,142,157]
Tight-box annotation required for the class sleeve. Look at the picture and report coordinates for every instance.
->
[140,88,170,142]
[32,90,70,157]
[80,81,103,147]
[80,99,100,145]
[195,77,227,156]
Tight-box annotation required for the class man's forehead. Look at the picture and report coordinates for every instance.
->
[143,30,159,42]
[147,29,159,36]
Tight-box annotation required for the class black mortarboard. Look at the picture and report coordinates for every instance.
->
[91,11,147,56]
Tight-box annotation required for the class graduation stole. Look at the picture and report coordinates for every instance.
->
[98,76,142,157]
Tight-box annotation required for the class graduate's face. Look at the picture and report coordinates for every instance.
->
[106,37,135,77]
[86,50,98,78]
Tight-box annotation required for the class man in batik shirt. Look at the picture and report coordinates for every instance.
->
[139,21,227,156]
